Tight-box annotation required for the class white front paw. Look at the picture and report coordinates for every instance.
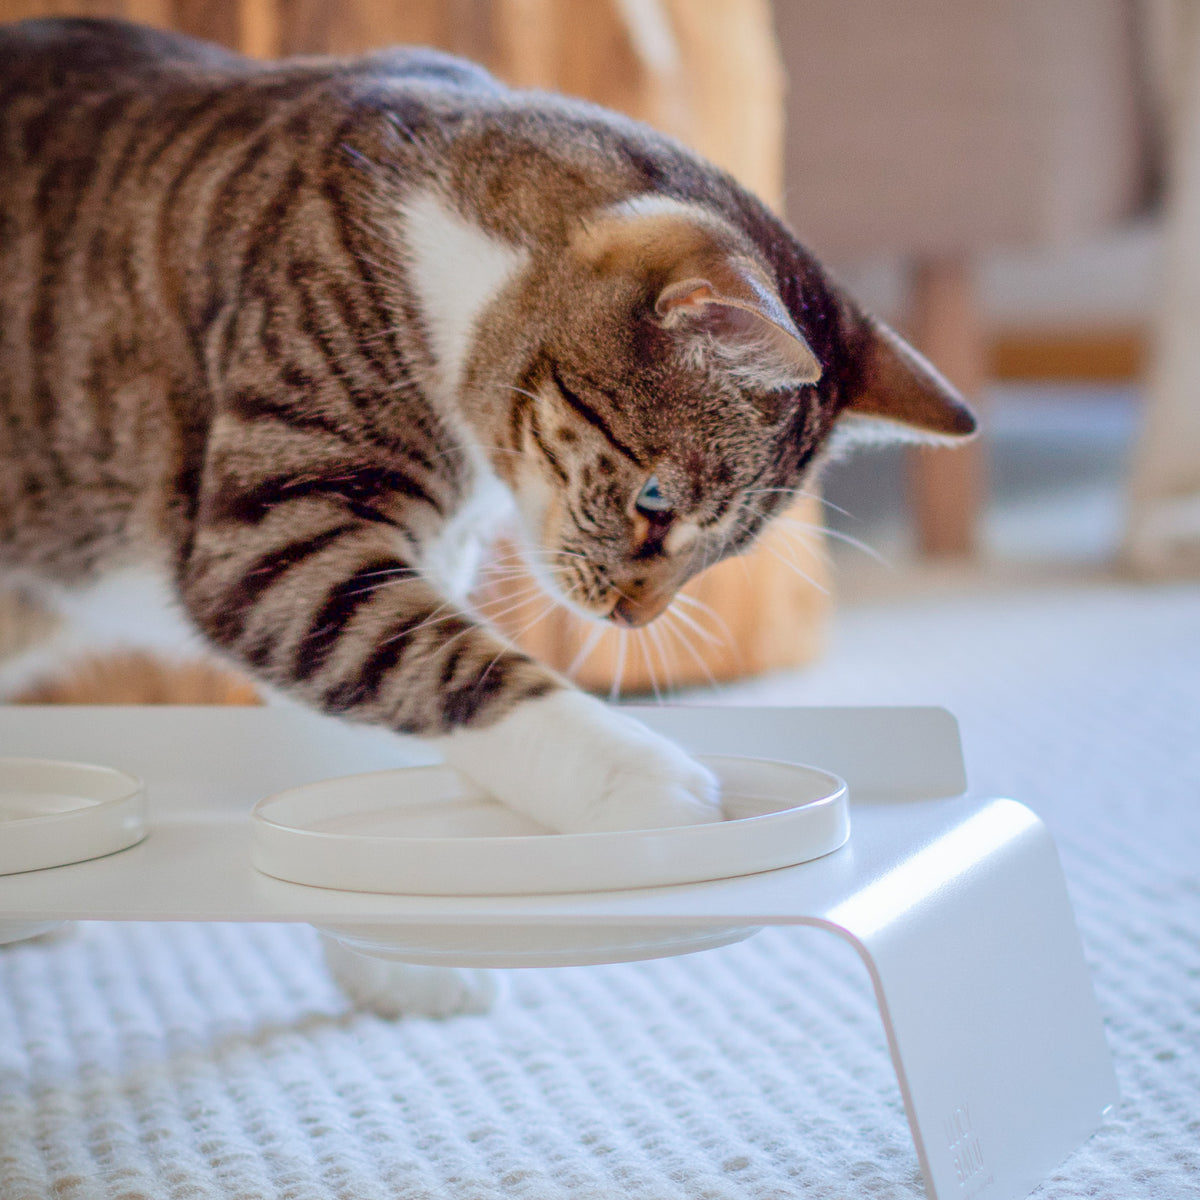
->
[441,689,721,833]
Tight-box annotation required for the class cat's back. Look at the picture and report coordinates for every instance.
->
[0,17,247,95]
[0,17,504,219]
[0,16,502,102]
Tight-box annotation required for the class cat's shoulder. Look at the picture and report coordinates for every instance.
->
[353,45,504,98]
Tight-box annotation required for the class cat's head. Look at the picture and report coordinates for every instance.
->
[486,197,975,627]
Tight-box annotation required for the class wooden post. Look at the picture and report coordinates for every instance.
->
[906,257,987,557]
[1123,0,1200,576]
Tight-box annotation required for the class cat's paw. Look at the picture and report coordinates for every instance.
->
[321,936,501,1019]
[441,689,721,833]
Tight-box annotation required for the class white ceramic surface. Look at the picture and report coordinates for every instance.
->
[0,706,1119,1200]
[251,754,850,897]
[0,758,147,875]
[316,920,764,969]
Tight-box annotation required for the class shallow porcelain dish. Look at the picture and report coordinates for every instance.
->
[0,757,148,876]
[315,920,766,969]
[251,754,849,897]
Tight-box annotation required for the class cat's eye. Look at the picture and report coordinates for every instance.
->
[635,475,672,517]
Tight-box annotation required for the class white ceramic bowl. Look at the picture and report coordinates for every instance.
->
[0,757,147,876]
[251,754,849,897]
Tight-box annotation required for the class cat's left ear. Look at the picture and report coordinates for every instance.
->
[655,258,823,388]
[836,317,978,446]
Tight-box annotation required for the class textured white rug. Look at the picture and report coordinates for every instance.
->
[2,574,1198,1200]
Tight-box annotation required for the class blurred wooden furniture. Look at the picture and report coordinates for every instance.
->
[0,0,830,692]
[1124,0,1200,577]
[774,0,1153,556]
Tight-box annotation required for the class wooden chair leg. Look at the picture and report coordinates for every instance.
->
[906,256,987,557]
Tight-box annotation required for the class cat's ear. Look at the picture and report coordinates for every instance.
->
[655,259,823,388]
[835,317,978,446]
[572,200,821,389]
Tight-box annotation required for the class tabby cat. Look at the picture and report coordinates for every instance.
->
[0,18,975,834]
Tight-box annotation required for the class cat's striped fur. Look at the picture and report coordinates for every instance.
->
[0,18,974,831]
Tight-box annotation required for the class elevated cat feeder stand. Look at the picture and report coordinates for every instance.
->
[0,704,1116,1200]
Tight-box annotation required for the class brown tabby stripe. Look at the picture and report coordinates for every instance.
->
[321,277,392,384]
[218,464,443,524]
[443,665,555,728]
[210,124,284,218]
[441,657,512,726]
[320,609,436,712]
[132,94,221,183]
[230,389,353,441]
[548,365,645,466]
[525,401,569,485]
[228,161,308,291]
[158,97,309,329]
[319,166,421,375]
[292,556,402,681]
[208,523,360,645]
[157,101,267,227]
[238,625,279,671]
[20,101,65,162]
[566,497,599,534]
[297,282,399,406]
[91,100,158,212]
[289,267,380,397]
[438,643,470,688]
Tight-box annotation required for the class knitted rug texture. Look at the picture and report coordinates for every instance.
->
[1,576,1198,1199]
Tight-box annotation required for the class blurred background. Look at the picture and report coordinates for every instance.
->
[773,0,1183,586]
[1,0,1198,701]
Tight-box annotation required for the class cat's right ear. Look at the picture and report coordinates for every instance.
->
[572,199,822,390]
[654,265,823,388]
[835,316,978,447]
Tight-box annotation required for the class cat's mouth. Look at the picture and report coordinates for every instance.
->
[609,592,673,628]
[517,538,678,628]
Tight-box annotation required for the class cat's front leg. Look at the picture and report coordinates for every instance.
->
[180,483,716,833]
[441,687,720,833]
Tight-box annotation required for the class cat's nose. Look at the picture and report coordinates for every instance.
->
[611,593,672,627]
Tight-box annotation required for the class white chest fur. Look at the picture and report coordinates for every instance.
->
[419,467,515,604]
[400,190,529,403]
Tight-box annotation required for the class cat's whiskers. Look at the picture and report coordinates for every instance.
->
[478,545,590,574]
[770,515,890,566]
[659,607,722,693]
[350,574,432,597]
[472,596,561,690]
[366,575,542,651]
[741,492,888,567]
[477,554,592,616]
[760,542,831,596]
[471,583,550,620]
[471,573,570,626]
[565,621,608,680]
[418,597,539,661]
[663,599,724,648]
[646,620,678,698]
[335,565,420,589]
[504,384,544,407]
[376,597,467,645]
[743,507,837,573]
[673,591,735,648]
[744,486,859,522]
[633,625,664,704]
[608,629,629,703]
